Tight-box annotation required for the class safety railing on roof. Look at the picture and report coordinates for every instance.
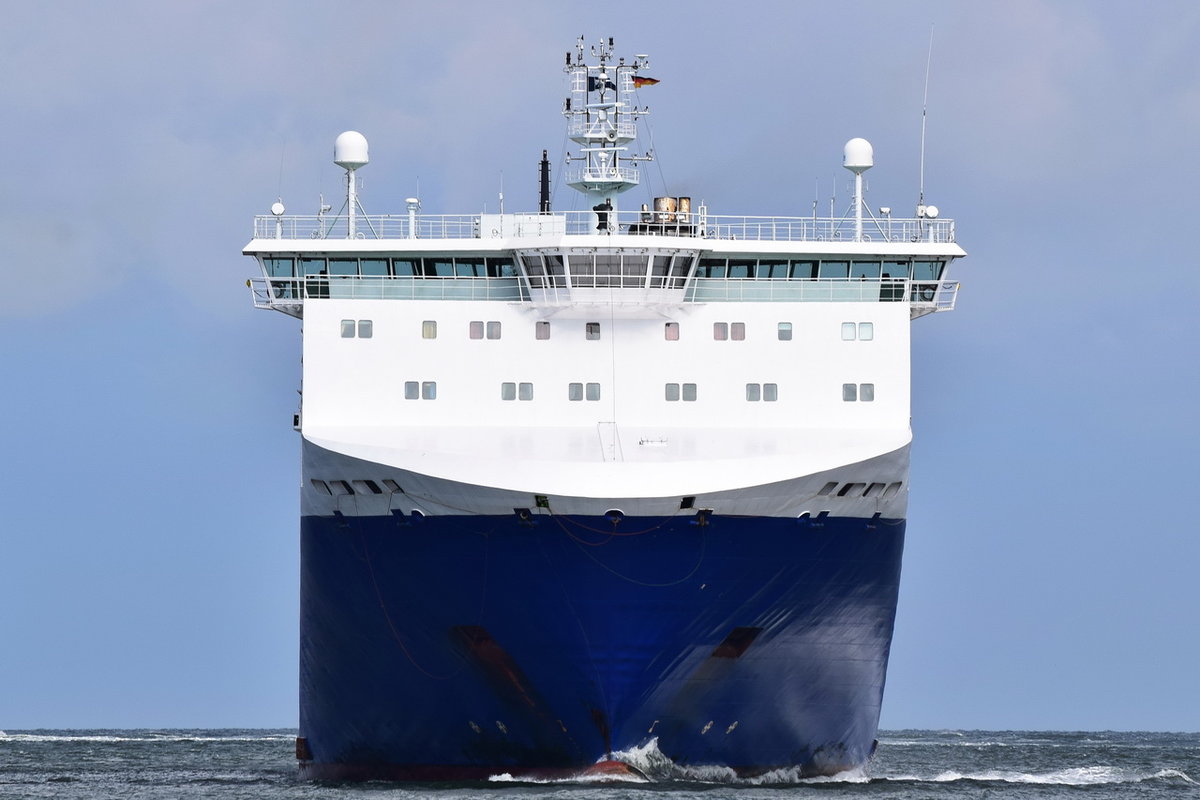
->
[252,211,956,244]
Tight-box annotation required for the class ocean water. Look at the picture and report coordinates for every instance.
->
[0,729,1196,799]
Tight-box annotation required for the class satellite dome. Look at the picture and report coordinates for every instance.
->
[334,131,369,170]
[843,138,873,173]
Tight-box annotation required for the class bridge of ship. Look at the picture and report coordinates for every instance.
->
[247,209,961,318]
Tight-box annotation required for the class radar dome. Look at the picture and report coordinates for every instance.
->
[334,131,369,170]
[843,138,874,173]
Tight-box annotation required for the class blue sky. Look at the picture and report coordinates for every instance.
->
[1,0,1197,731]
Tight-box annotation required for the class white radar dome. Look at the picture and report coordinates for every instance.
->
[334,131,369,170]
[843,137,874,173]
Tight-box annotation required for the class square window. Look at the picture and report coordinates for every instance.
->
[536,321,550,340]
[860,383,875,402]
[731,322,745,341]
[764,383,778,402]
[713,322,728,341]
[746,383,761,401]
[586,382,600,401]
[422,320,437,339]
[841,322,857,341]
[422,381,437,400]
[586,322,601,340]
[501,382,516,401]
[340,319,356,338]
[487,321,502,340]
[858,322,874,341]
[357,320,373,339]
[665,383,680,401]
[518,382,533,401]
[404,381,419,400]
[569,382,583,401]
[682,383,697,401]
[469,321,484,339]
[777,322,792,341]
[843,383,858,402]
[665,322,680,341]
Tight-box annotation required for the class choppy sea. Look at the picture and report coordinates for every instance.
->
[1,729,1196,799]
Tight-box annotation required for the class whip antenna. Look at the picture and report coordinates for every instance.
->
[918,24,934,212]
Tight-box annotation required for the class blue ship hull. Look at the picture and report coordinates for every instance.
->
[297,510,904,780]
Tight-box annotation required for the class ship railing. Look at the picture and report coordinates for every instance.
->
[249,275,958,312]
[252,211,956,244]
[686,278,958,308]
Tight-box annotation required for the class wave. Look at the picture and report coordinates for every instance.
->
[879,766,1197,787]
[0,732,293,744]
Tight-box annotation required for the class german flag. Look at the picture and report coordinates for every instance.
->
[632,75,661,88]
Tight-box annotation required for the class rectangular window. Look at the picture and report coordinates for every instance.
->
[842,322,857,341]
[404,381,419,400]
[763,383,778,401]
[682,383,697,401]
[328,258,358,277]
[586,382,600,401]
[422,381,437,400]
[265,257,295,277]
[665,322,680,341]
[860,383,875,402]
[357,320,373,339]
[518,382,533,401]
[536,321,550,340]
[340,319,356,338]
[790,260,817,279]
[731,322,745,341]
[818,260,849,278]
[393,258,419,276]
[486,321,502,340]
[850,261,881,279]
[778,322,792,341]
[569,382,583,401]
[469,321,484,339]
[586,322,600,340]
[913,260,943,280]
[422,320,437,339]
[858,322,874,341]
[746,383,761,401]
[713,322,728,340]
[843,383,858,402]
[501,382,516,401]
[360,258,389,277]
[665,383,680,401]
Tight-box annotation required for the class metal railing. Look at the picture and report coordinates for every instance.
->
[249,275,958,313]
[252,210,956,244]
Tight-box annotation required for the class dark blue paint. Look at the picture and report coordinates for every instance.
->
[299,511,905,778]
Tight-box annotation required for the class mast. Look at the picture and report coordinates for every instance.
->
[563,37,653,229]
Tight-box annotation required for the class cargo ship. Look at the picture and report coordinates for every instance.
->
[244,36,966,780]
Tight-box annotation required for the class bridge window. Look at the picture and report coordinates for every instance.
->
[360,258,388,276]
[264,257,295,277]
[426,258,454,277]
[819,260,849,279]
[790,260,818,278]
[455,257,485,277]
[393,258,419,277]
[913,260,943,280]
[778,322,792,341]
[727,259,754,278]
[882,260,909,279]
[758,259,789,278]
[851,261,881,279]
[300,257,326,276]
[329,258,358,277]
